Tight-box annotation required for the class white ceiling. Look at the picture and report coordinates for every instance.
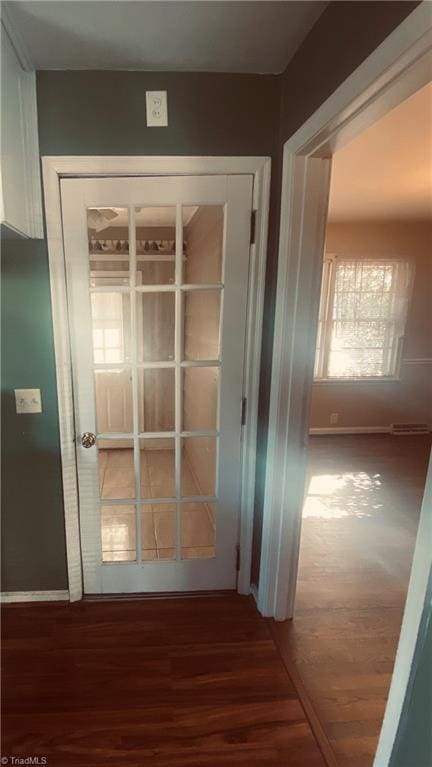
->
[88,206,197,231]
[328,82,432,222]
[4,1,326,74]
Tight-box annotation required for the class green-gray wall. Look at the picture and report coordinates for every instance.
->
[2,72,281,591]
[37,72,279,157]
[1,237,68,589]
[390,572,432,767]
[1,1,419,591]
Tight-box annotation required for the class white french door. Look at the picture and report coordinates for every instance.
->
[61,175,253,593]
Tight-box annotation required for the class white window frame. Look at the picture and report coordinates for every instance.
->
[42,155,271,602]
[91,291,125,365]
[314,254,414,383]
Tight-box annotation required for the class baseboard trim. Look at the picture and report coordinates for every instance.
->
[83,590,236,602]
[1,590,69,604]
[309,426,390,435]
[269,620,339,767]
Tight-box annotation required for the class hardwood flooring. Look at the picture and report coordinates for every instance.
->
[2,594,327,767]
[272,434,431,767]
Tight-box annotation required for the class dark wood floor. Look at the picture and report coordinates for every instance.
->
[273,434,431,767]
[2,594,327,767]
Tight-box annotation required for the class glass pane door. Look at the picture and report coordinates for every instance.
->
[89,203,222,564]
[61,175,253,593]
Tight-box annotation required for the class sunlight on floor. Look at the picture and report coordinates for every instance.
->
[303,471,383,519]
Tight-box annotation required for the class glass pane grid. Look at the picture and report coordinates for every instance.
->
[92,204,222,564]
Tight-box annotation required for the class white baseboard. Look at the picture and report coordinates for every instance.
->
[1,590,69,604]
[309,426,391,435]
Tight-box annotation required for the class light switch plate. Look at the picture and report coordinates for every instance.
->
[146,90,168,127]
[15,388,42,414]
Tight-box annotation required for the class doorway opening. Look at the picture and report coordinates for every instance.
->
[280,80,432,767]
[260,7,431,766]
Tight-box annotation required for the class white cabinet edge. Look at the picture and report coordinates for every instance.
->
[1,21,43,239]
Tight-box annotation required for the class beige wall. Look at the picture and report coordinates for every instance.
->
[310,220,432,429]
[182,207,223,497]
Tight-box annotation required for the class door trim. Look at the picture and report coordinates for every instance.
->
[259,1,432,621]
[258,4,431,767]
[42,155,271,602]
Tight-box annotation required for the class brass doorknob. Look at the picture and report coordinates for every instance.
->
[81,432,96,448]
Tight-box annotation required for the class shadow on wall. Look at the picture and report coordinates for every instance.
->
[1,237,68,591]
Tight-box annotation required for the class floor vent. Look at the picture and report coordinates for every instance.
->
[391,423,431,435]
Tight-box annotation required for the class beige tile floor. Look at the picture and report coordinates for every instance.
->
[99,448,215,562]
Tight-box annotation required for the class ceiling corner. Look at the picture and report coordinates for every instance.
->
[1,1,34,71]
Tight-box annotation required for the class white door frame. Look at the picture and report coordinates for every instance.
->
[258,3,431,766]
[42,155,271,602]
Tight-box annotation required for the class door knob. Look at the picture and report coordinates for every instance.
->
[81,432,96,448]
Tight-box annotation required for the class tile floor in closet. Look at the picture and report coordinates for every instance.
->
[99,448,215,562]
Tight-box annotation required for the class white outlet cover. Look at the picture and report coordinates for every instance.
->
[146,90,168,127]
[15,388,42,414]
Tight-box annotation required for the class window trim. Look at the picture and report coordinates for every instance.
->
[313,253,414,382]
[313,376,402,385]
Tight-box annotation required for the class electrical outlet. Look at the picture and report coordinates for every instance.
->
[330,412,339,425]
[15,388,42,414]
[146,91,168,127]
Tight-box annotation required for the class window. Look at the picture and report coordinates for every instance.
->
[91,292,125,364]
[314,256,412,380]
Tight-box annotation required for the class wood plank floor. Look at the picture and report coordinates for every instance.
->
[2,594,327,767]
[272,434,431,767]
